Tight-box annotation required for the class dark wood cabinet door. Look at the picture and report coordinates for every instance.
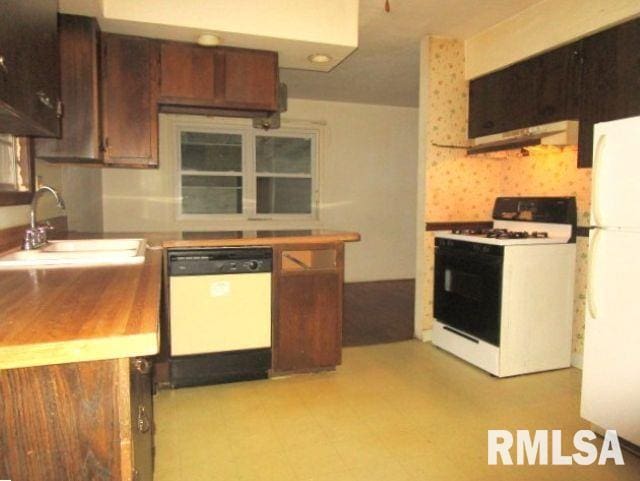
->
[273,244,343,373]
[35,14,102,162]
[469,63,537,137]
[531,42,582,126]
[0,0,60,137]
[0,360,122,481]
[160,41,216,105]
[101,34,159,167]
[130,357,154,481]
[218,48,279,112]
[578,18,640,167]
[468,73,505,137]
[275,272,342,371]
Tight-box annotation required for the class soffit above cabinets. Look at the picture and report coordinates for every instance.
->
[58,0,359,72]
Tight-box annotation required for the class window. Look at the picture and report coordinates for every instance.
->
[0,135,34,206]
[176,122,318,219]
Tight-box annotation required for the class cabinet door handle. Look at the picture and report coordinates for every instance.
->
[137,405,151,433]
[592,134,606,227]
[586,228,601,320]
[36,91,55,109]
[0,55,7,74]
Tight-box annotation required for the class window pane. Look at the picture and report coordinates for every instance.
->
[182,175,242,214]
[256,136,311,174]
[257,177,311,214]
[0,135,17,190]
[181,132,242,172]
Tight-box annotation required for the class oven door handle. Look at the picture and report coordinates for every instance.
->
[436,247,503,266]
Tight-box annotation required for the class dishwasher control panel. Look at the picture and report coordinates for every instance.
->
[168,248,272,276]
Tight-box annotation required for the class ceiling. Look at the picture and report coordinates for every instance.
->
[281,0,543,107]
[59,0,358,71]
[60,0,544,108]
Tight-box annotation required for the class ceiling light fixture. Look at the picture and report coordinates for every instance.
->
[197,34,221,47]
[307,53,332,64]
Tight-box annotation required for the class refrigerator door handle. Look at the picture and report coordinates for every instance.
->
[592,134,607,227]
[586,228,601,320]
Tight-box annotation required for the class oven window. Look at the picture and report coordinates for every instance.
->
[444,268,483,302]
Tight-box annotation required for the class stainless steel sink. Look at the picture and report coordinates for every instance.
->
[0,239,146,269]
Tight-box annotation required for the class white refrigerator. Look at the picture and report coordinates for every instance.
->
[581,115,640,446]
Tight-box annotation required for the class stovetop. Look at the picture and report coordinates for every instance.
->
[435,230,568,246]
[435,197,577,246]
[452,228,550,239]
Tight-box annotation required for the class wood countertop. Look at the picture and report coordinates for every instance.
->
[151,229,361,248]
[0,249,162,370]
[0,229,359,370]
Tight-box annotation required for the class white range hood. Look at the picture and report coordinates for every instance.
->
[468,120,579,155]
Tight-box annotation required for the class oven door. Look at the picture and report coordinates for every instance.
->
[433,243,503,345]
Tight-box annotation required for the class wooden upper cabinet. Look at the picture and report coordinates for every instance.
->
[218,48,279,112]
[101,33,159,167]
[158,43,279,115]
[578,18,640,167]
[159,41,216,105]
[531,43,582,126]
[35,15,102,163]
[468,42,582,139]
[0,0,60,137]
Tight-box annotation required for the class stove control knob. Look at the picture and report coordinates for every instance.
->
[245,260,260,271]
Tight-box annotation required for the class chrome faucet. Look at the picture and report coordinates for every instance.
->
[23,185,66,250]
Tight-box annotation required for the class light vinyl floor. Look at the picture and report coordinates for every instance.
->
[154,341,640,481]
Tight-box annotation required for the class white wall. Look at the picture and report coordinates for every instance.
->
[34,160,104,232]
[465,0,640,79]
[0,162,103,232]
[0,205,31,229]
[102,98,419,282]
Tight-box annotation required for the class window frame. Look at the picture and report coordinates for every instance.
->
[174,119,320,221]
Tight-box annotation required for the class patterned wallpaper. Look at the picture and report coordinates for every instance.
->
[422,37,591,355]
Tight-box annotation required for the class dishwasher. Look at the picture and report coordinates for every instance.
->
[167,248,272,388]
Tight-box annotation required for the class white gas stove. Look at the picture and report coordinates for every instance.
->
[431,197,577,377]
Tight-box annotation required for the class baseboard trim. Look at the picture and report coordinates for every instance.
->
[344,278,415,285]
[420,329,432,342]
[571,352,583,369]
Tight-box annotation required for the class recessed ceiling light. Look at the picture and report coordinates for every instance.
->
[307,53,332,64]
[197,34,221,47]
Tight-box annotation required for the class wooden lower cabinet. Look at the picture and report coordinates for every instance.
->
[272,244,344,373]
[0,357,154,481]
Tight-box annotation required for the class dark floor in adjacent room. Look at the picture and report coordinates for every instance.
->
[342,279,415,346]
